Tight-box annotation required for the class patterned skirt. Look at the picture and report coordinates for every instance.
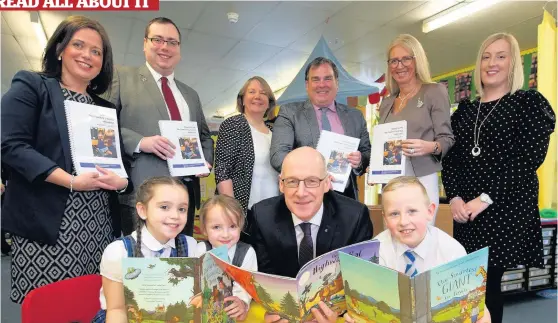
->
[10,190,114,303]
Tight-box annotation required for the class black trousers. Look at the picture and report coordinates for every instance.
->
[120,180,197,236]
[485,266,505,323]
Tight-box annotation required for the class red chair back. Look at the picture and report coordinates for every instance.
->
[21,274,102,323]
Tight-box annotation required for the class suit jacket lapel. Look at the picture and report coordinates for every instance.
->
[302,100,320,147]
[316,197,337,256]
[274,199,299,271]
[138,65,168,120]
[336,102,352,137]
[380,96,396,124]
[44,78,72,172]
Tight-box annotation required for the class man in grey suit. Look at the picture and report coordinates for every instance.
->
[104,17,213,235]
[270,57,371,200]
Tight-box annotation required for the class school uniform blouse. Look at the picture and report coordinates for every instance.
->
[196,241,258,307]
[98,227,198,309]
[375,226,466,274]
[214,114,277,212]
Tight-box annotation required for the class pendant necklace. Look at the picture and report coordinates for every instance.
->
[472,96,503,157]
[396,86,417,112]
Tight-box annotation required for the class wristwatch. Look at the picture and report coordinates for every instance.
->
[480,193,493,205]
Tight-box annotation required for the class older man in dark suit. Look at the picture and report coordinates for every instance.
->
[248,147,373,323]
[270,57,371,200]
[104,17,213,235]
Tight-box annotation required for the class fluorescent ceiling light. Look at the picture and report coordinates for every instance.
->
[423,0,503,33]
[30,12,48,49]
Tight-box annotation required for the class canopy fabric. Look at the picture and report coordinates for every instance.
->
[277,36,381,105]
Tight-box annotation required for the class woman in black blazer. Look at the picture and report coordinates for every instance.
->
[214,76,279,213]
[1,16,131,303]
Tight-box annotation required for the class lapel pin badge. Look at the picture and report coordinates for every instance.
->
[141,76,147,82]
[417,98,424,108]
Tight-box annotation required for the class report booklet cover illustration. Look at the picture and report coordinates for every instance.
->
[339,248,488,323]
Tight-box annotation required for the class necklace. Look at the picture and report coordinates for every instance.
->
[472,97,503,157]
[396,86,418,112]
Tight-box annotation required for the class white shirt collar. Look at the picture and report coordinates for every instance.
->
[131,226,176,252]
[145,61,175,83]
[291,203,324,227]
[394,226,432,260]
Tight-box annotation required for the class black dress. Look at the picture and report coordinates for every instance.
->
[442,90,555,269]
[10,88,114,303]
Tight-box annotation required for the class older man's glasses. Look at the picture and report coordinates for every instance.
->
[147,37,180,48]
[281,176,327,188]
[387,56,415,67]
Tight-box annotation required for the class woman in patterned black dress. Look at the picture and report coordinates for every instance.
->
[1,16,131,303]
[442,33,555,323]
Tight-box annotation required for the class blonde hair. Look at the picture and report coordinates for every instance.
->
[382,176,430,210]
[236,76,276,114]
[199,195,245,232]
[386,34,433,95]
[474,33,524,98]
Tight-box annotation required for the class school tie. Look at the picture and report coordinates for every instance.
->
[404,250,418,277]
[320,107,331,132]
[160,76,181,121]
[298,222,313,267]
[156,248,165,257]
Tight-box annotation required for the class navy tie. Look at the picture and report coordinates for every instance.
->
[298,223,313,267]
[320,108,331,131]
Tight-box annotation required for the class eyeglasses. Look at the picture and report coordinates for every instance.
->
[147,37,180,48]
[281,176,328,188]
[387,56,415,67]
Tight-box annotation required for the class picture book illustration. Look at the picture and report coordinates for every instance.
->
[210,240,380,322]
[64,100,127,178]
[327,151,350,175]
[202,249,235,323]
[339,247,489,323]
[179,137,202,160]
[122,246,229,323]
[383,140,403,166]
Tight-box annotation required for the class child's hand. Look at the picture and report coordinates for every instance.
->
[224,296,247,319]
[264,312,289,323]
[308,301,337,323]
[343,312,355,323]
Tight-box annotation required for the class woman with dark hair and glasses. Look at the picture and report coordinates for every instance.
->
[376,34,454,223]
[1,15,131,303]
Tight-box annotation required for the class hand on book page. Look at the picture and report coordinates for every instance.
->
[139,135,176,160]
[96,165,128,191]
[346,151,361,169]
[309,301,338,323]
[196,161,212,178]
[224,295,248,320]
[264,312,289,323]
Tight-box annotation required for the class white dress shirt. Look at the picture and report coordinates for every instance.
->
[98,226,198,309]
[292,203,324,259]
[135,62,191,152]
[196,242,258,308]
[375,226,467,274]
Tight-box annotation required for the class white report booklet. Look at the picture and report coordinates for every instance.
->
[368,120,407,184]
[158,120,210,176]
[316,130,360,192]
[64,100,128,178]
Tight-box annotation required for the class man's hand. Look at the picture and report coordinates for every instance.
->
[139,135,175,160]
[196,161,212,178]
[347,151,361,169]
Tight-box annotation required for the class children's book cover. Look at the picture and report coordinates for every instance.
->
[339,247,489,323]
[211,240,380,322]
[122,246,229,323]
[201,248,235,323]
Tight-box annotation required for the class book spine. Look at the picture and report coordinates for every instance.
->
[63,101,79,176]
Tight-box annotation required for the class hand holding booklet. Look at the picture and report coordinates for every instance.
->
[368,120,407,184]
[316,130,360,192]
[158,120,210,176]
[64,101,127,178]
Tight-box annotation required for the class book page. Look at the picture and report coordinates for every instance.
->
[202,247,234,323]
[316,130,360,192]
[368,120,407,184]
[122,257,201,323]
[64,101,127,178]
[159,120,210,176]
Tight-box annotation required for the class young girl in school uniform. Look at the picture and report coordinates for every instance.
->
[196,195,258,321]
[93,176,198,323]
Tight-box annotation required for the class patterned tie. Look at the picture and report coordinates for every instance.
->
[320,107,331,131]
[404,250,418,277]
[298,223,313,267]
[160,76,181,121]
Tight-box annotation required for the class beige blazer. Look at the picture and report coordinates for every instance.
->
[379,83,454,177]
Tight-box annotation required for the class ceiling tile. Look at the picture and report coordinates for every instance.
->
[335,1,425,25]
[181,30,238,68]
[194,67,247,105]
[134,1,207,30]
[385,0,461,29]
[124,19,190,56]
[16,35,45,60]
[174,61,211,88]
[39,11,70,38]
[219,40,282,71]
[244,2,331,47]
[192,1,279,39]
[252,48,308,83]
[334,25,401,63]
[1,14,14,36]
[2,12,35,38]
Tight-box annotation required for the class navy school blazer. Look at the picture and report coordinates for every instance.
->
[1,71,132,245]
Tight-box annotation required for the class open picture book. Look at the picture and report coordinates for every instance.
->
[209,240,380,322]
[339,247,489,323]
[121,246,234,323]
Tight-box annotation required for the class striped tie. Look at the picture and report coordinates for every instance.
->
[298,223,313,267]
[156,248,165,257]
[404,250,418,277]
